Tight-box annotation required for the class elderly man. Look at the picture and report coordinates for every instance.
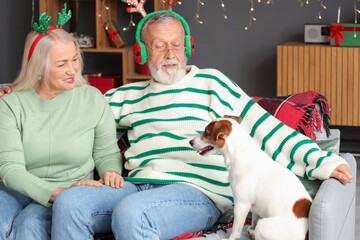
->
[1,10,352,240]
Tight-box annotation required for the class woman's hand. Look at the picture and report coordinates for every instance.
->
[0,86,12,97]
[99,170,124,189]
[49,187,65,203]
[49,171,123,203]
[49,179,104,203]
[70,179,103,188]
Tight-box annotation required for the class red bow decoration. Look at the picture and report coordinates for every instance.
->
[328,23,345,46]
[109,29,120,41]
[105,22,123,47]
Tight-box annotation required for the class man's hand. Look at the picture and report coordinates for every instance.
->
[330,164,353,184]
[0,86,12,97]
[99,170,124,189]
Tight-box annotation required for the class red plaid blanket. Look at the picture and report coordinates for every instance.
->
[251,91,330,140]
[171,222,236,240]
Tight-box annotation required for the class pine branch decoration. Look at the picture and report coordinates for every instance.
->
[33,12,52,35]
[56,3,72,28]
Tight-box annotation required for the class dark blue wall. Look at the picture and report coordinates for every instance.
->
[1,0,354,97]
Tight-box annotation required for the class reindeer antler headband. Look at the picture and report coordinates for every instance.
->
[28,3,72,61]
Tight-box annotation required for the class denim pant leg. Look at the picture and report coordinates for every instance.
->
[51,182,138,240]
[0,184,32,240]
[12,202,52,240]
[112,183,221,240]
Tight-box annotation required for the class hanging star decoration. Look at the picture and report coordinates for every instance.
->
[122,0,147,18]
[165,0,181,10]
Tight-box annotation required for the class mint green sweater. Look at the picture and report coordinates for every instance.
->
[0,85,122,207]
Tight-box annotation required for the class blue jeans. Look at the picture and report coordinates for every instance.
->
[52,182,221,240]
[0,184,52,240]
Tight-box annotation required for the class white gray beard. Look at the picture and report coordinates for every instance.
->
[148,58,187,85]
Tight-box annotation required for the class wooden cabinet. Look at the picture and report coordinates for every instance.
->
[277,41,360,126]
[39,0,165,85]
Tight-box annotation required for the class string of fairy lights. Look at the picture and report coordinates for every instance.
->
[193,0,325,30]
[30,0,360,32]
[105,0,349,31]
[190,0,360,30]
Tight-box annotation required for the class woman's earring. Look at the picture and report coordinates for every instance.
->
[38,76,43,81]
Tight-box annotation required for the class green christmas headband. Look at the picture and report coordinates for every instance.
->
[28,3,72,61]
[135,10,191,43]
[133,10,193,64]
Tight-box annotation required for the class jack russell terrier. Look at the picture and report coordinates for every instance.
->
[190,115,312,240]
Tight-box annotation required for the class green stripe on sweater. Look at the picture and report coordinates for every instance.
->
[287,139,315,170]
[194,73,241,99]
[303,148,320,179]
[187,163,227,171]
[129,116,207,130]
[117,103,221,123]
[126,146,195,161]
[166,172,230,187]
[138,158,164,167]
[272,131,299,161]
[129,132,187,144]
[108,88,234,111]
[261,122,284,151]
[308,152,333,177]
[105,84,150,97]
[250,112,271,137]
[240,100,256,119]
[128,169,143,177]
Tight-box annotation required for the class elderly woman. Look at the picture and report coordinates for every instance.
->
[0,6,123,240]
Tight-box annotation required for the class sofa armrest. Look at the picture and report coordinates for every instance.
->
[309,153,357,240]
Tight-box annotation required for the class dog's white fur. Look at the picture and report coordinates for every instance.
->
[190,116,312,240]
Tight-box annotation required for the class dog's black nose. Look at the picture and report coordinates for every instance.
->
[189,140,194,146]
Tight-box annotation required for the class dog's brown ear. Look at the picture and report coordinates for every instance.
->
[224,115,242,124]
[211,120,232,148]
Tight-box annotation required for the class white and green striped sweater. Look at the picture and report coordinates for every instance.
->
[105,65,347,213]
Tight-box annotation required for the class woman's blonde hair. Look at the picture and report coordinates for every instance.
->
[12,29,87,92]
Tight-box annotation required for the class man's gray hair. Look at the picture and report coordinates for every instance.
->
[141,12,182,41]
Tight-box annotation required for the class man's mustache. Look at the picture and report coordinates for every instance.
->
[160,60,180,68]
